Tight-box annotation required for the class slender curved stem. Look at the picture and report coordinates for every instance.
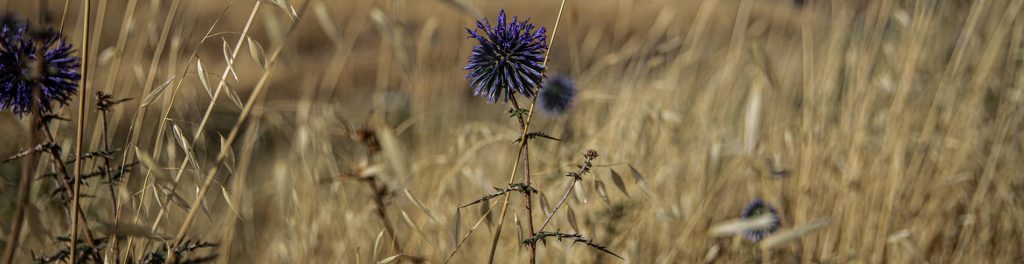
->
[537,155,594,233]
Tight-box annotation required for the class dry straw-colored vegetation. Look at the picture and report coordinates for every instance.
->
[1,0,1023,263]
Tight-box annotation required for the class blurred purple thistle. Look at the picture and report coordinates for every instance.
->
[537,74,575,115]
[0,20,80,115]
[741,199,781,242]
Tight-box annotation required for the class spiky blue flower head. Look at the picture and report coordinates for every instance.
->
[464,10,547,103]
[0,20,80,115]
[741,199,781,242]
[537,74,575,115]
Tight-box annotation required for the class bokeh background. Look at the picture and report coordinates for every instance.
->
[1,0,1023,263]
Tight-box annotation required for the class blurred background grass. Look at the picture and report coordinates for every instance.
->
[1,0,1023,263]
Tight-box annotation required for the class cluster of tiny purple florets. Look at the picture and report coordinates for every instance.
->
[464,10,548,104]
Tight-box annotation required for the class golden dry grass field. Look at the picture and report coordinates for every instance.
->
[1,0,1023,263]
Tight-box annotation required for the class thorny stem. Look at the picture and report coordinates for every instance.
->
[486,95,536,264]
[40,124,101,261]
[485,0,567,263]
[537,151,596,233]
[352,138,403,254]
[510,97,537,264]
[97,94,121,260]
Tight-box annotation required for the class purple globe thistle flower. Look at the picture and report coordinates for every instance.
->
[741,199,781,242]
[464,10,547,103]
[537,74,575,115]
[0,21,81,115]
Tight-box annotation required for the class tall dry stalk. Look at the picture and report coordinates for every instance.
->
[69,0,92,262]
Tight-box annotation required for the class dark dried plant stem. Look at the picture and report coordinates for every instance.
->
[359,174,403,253]
[39,126,101,256]
[485,0,567,263]
[98,99,121,260]
[537,154,595,233]
[0,38,43,264]
[355,143,403,253]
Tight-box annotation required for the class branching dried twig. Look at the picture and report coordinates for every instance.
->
[538,150,598,232]
[0,142,59,164]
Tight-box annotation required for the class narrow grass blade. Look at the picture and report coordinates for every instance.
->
[760,218,830,250]
[404,189,438,222]
[197,59,213,98]
[628,165,654,197]
[709,214,777,237]
[378,254,400,264]
[221,37,239,80]
[142,76,175,107]
[609,169,630,197]
[595,179,611,206]
[567,205,580,233]
[247,37,268,70]
[450,209,461,250]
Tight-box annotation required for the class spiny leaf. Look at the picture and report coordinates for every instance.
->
[507,107,528,118]
[460,183,537,208]
[512,131,560,144]
[522,232,625,260]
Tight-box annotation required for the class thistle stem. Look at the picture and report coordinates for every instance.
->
[98,99,120,260]
[485,0,568,262]
[511,97,537,264]
[0,49,41,264]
